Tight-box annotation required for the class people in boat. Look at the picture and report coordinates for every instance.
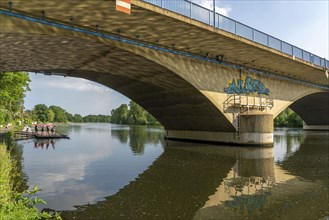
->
[34,125,38,134]
[46,125,50,135]
[51,126,55,135]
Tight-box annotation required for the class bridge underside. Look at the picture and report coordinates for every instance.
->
[290,92,329,130]
[0,32,235,132]
[1,1,328,145]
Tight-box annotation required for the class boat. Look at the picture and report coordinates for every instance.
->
[34,133,70,139]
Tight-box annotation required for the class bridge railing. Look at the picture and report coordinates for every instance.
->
[143,0,328,69]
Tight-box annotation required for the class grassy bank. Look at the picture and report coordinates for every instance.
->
[0,144,61,220]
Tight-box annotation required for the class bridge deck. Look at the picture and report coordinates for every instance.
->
[0,0,328,87]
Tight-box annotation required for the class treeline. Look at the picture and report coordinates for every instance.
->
[274,108,303,128]
[0,71,302,128]
[28,101,160,125]
[22,104,303,127]
[26,104,111,124]
[111,101,160,125]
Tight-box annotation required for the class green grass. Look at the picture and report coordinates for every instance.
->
[0,144,61,220]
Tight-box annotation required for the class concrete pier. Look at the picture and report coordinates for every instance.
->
[239,111,274,145]
[165,111,274,145]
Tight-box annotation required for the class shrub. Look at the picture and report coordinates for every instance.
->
[0,145,61,220]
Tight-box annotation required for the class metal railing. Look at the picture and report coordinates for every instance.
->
[143,0,328,69]
[223,94,274,112]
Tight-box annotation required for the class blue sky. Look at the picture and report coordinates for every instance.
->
[24,0,329,116]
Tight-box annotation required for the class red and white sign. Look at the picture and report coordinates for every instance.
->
[116,0,131,14]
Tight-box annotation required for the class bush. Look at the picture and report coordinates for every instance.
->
[2,130,14,147]
[0,145,61,220]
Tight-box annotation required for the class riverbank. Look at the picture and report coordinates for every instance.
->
[0,144,61,220]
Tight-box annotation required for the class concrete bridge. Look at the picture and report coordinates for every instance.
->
[0,0,328,145]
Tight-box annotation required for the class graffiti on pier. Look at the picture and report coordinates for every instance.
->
[224,76,270,95]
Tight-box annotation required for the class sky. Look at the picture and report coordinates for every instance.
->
[24,0,329,116]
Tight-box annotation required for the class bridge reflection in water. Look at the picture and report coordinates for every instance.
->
[61,130,329,220]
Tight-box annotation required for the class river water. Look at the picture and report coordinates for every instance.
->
[13,124,329,219]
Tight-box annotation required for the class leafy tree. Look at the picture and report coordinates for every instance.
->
[49,106,68,123]
[32,104,49,123]
[127,101,147,125]
[110,101,160,125]
[111,104,129,124]
[65,112,74,122]
[0,110,11,125]
[274,108,303,128]
[47,109,55,123]
[147,113,160,125]
[82,114,111,123]
[23,113,33,125]
[0,72,30,124]
[83,115,96,123]
[73,114,83,123]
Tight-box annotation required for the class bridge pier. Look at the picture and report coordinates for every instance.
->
[239,111,273,145]
[165,111,273,146]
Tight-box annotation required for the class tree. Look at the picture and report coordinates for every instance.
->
[32,104,49,123]
[73,114,83,123]
[274,108,303,128]
[47,109,55,123]
[0,72,30,124]
[110,101,160,125]
[146,112,160,125]
[65,112,74,122]
[49,105,68,123]
[23,111,33,125]
[127,101,147,125]
[83,114,111,123]
[111,104,129,124]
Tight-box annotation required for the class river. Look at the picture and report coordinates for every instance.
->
[12,124,329,219]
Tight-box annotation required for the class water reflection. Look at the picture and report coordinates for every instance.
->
[34,139,56,150]
[11,126,329,219]
[9,142,29,192]
[13,124,164,211]
[165,142,276,219]
[61,142,277,219]
[111,125,164,155]
[61,130,328,220]
[274,128,303,162]
[194,131,329,220]
[280,131,329,182]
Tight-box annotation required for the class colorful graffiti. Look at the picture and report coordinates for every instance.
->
[224,76,270,95]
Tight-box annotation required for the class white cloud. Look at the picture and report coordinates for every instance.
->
[31,74,113,94]
[24,140,113,209]
[25,73,130,116]
[191,0,231,16]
